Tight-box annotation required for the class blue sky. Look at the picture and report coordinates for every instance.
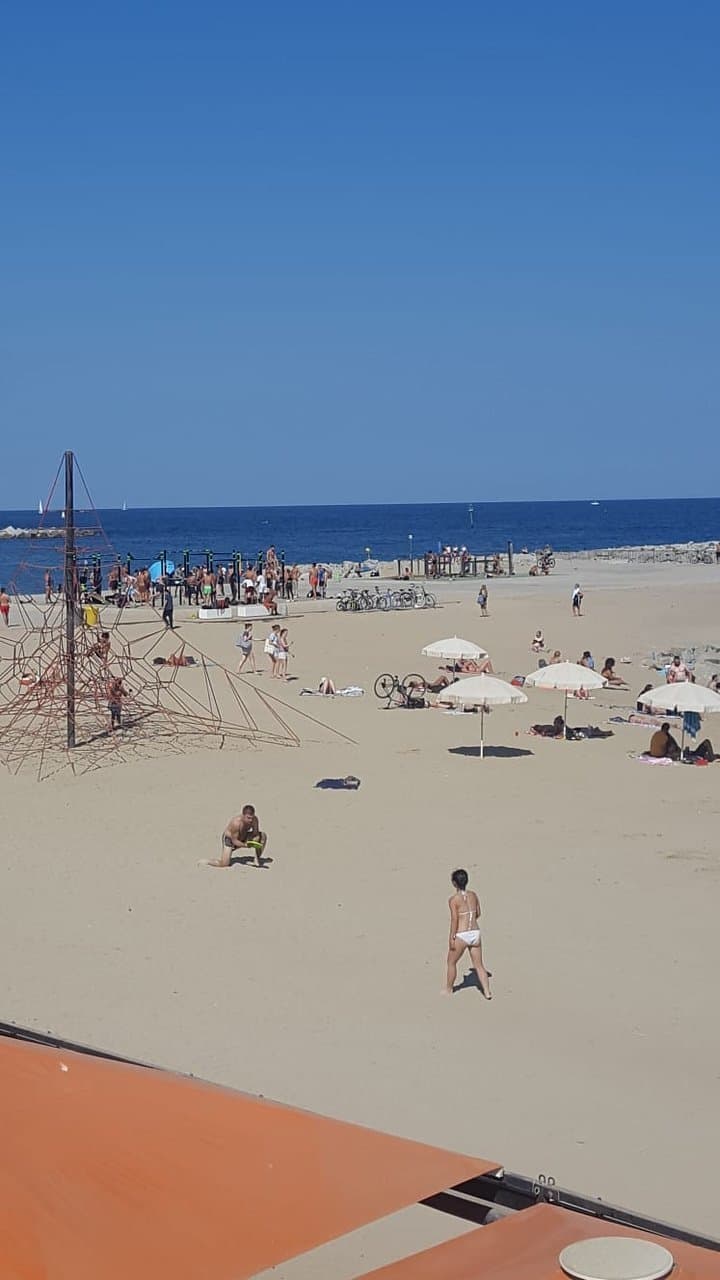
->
[2,2,718,506]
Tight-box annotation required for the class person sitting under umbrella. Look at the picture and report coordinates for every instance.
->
[646,722,681,761]
[442,655,494,675]
[683,737,717,763]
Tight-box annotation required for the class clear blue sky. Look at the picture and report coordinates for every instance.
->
[2,2,718,507]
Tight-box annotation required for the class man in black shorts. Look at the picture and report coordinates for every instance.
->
[203,804,268,868]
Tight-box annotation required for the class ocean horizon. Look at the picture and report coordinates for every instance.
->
[1,496,719,592]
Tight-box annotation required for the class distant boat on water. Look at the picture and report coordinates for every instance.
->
[122,500,127,512]
[38,500,43,515]
[590,501,600,506]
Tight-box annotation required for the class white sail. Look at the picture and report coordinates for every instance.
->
[122,500,127,512]
[38,500,43,515]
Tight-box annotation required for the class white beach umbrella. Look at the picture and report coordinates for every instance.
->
[438,674,527,758]
[525,661,607,738]
[421,636,488,662]
[635,681,720,751]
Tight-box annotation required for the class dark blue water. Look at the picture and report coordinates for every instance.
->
[1,498,719,593]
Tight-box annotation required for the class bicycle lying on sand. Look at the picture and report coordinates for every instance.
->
[373,672,427,707]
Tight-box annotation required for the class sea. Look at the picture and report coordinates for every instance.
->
[1,498,718,594]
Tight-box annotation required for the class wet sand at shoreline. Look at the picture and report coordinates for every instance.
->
[1,558,719,1272]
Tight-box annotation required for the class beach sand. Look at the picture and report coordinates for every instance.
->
[1,558,719,1272]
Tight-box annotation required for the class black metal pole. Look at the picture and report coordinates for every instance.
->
[64,450,76,749]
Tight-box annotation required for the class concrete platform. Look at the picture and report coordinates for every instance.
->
[197,606,234,622]
[236,603,288,619]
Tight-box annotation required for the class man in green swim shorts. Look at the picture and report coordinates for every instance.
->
[205,804,267,868]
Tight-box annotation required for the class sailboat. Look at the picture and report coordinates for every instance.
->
[122,500,127,512]
[38,500,43,516]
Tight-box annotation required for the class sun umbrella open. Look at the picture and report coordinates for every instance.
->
[524,661,606,738]
[421,637,488,662]
[635,681,720,752]
[438,674,527,758]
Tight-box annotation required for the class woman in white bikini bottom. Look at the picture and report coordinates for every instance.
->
[445,868,492,999]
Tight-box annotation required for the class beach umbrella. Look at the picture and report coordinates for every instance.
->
[437,674,527,758]
[524,661,606,738]
[421,636,488,662]
[634,681,720,751]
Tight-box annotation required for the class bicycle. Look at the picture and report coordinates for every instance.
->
[408,583,437,608]
[373,672,427,707]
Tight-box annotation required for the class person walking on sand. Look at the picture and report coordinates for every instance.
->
[236,623,256,673]
[203,804,268,868]
[444,868,491,999]
[161,584,174,629]
[264,623,281,676]
[276,627,290,679]
[0,587,10,626]
[571,583,584,617]
[477,584,488,616]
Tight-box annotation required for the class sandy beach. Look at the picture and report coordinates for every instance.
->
[1,557,719,1273]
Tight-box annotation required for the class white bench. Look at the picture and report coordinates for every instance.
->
[198,607,234,622]
[236,603,288,619]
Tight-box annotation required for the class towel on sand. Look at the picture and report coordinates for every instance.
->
[300,686,364,697]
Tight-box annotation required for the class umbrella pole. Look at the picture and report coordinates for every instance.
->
[480,707,484,759]
[564,689,568,738]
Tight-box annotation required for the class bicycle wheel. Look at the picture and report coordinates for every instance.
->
[374,673,397,699]
[336,598,347,611]
[401,673,426,695]
[423,592,437,607]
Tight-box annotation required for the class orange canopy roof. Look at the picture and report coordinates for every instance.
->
[355,1202,720,1279]
[0,1034,498,1280]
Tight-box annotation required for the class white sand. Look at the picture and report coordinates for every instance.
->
[1,559,719,1269]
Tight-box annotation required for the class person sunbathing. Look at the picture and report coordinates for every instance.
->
[443,656,494,675]
[601,658,628,687]
[683,739,716,762]
[530,716,565,738]
[426,671,455,692]
[549,650,562,664]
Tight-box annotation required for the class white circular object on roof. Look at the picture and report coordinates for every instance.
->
[559,1236,674,1280]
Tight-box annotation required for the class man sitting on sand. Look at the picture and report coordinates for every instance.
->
[646,723,681,761]
[204,805,268,868]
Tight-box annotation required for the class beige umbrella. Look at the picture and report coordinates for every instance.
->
[525,661,606,738]
[438,674,527,758]
[635,680,720,752]
[421,636,488,662]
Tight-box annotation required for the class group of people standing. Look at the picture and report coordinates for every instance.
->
[236,622,291,678]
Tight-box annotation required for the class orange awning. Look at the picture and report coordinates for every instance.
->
[354,1202,720,1279]
[0,1035,498,1279]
